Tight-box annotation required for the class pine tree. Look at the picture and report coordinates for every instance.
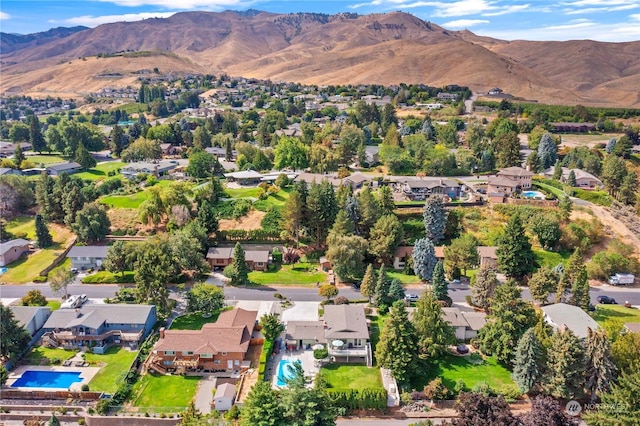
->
[470,265,498,311]
[582,369,640,426]
[570,267,590,311]
[230,242,249,286]
[412,290,456,359]
[34,213,53,248]
[377,185,395,215]
[585,327,617,402]
[423,195,447,243]
[545,329,586,399]
[512,328,544,394]
[413,238,437,282]
[552,159,562,181]
[360,263,376,303]
[558,195,573,222]
[387,278,405,302]
[196,199,219,234]
[376,300,418,385]
[13,145,25,168]
[431,261,448,301]
[567,170,577,187]
[556,248,584,304]
[75,144,96,169]
[496,214,535,281]
[528,266,558,305]
[373,264,391,308]
[537,132,557,170]
[29,115,46,153]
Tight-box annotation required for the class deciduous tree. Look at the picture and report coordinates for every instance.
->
[186,283,224,314]
[318,284,339,301]
[260,313,285,342]
[326,234,368,281]
[444,233,478,278]
[528,266,558,305]
[71,203,111,244]
[240,381,284,426]
[368,214,403,265]
[21,289,47,307]
[360,264,376,303]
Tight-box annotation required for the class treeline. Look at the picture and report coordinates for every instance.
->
[474,100,640,122]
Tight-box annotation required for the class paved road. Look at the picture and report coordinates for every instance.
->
[0,283,120,300]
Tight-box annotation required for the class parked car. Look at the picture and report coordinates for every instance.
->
[597,295,617,304]
[449,279,461,285]
[404,294,419,302]
[456,345,469,354]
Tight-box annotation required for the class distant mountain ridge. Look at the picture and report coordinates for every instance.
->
[1,11,638,107]
[1,26,89,55]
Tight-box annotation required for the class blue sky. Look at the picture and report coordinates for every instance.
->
[1,0,639,42]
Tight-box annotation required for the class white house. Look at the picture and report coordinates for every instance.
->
[66,245,109,270]
[541,303,599,339]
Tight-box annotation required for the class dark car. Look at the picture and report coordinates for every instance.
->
[597,295,617,304]
[456,345,469,354]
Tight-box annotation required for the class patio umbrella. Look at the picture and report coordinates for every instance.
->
[332,340,344,347]
[312,344,325,350]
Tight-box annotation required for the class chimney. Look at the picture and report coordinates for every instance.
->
[159,327,165,339]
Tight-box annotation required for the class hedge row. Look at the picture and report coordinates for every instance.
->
[218,229,283,242]
[257,339,275,382]
[326,388,387,411]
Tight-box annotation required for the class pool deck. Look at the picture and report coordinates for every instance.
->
[6,365,101,391]
[269,348,318,389]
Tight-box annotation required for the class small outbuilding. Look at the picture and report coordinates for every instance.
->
[214,382,236,411]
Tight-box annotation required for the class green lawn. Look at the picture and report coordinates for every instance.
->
[368,315,384,366]
[100,190,150,209]
[248,263,327,286]
[534,248,571,268]
[253,188,292,211]
[6,216,35,239]
[2,242,68,284]
[24,347,77,365]
[387,270,421,285]
[82,270,135,284]
[47,300,62,311]
[414,354,515,392]
[592,305,640,325]
[320,364,383,390]
[224,186,263,199]
[74,161,125,181]
[573,188,612,207]
[85,346,138,393]
[116,102,148,114]
[170,309,224,330]
[24,154,67,166]
[532,181,565,198]
[132,372,201,413]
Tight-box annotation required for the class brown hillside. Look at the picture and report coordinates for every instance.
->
[1,10,638,107]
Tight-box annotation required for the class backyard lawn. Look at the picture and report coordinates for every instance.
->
[132,373,201,413]
[24,347,77,365]
[1,224,75,284]
[320,364,383,390]
[85,346,139,393]
[253,188,291,211]
[534,249,571,268]
[248,263,327,286]
[170,309,225,330]
[100,190,151,209]
[414,354,515,392]
[592,305,640,325]
[224,186,263,199]
[387,270,421,285]
[24,154,67,166]
[5,216,36,239]
[74,161,125,181]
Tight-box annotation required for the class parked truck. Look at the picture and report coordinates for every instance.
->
[608,273,635,285]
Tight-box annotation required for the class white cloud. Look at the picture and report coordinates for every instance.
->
[564,3,640,14]
[441,18,489,28]
[562,0,638,6]
[350,0,534,17]
[0,11,10,20]
[55,11,178,27]
[482,4,530,16]
[631,13,640,20]
[98,0,249,7]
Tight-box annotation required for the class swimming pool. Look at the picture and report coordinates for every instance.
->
[276,359,301,387]
[11,370,83,389]
[522,190,545,199]
[0,267,7,276]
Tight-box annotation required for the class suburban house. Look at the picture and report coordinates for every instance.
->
[47,162,83,176]
[437,92,459,101]
[285,320,327,351]
[395,177,461,201]
[342,173,371,189]
[543,167,604,189]
[42,304,157,353]
[324,304,371,365]
[541,303,599,339]
[0,167,22,176]
[214,382,236,411]
[0,141,32,156]
[0,238,30,266]
[477,246,498,269]
[393,246,414,270]
[550,122,595,133]
[159,143,178,156]
[441,307,486,341]
[66,245,109,270]
[364,146,379,166]
[10,305,51,339]
[121,161,178,179]
[206,245,272,271]
[223,170,263,185]
[149,308,258,375]
[487,166,533,198]
[205,146,237,160]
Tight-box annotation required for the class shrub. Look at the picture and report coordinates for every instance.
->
[423,378,449,400]
[334,296,349,305]
[454,379,467,395]
[471,381,494,396]
[502,385,523,401]
[78,419,85,425]
[81,384,90,391]
[225,404,240,420]
[326,388,388,410]
[33,276,48,283]
[313,348,328,360]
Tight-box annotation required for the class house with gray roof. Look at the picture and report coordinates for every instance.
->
[47,162,82,176]
[10,305,51,338]
[0,167,22,176]
[121,160,178,179]
[541,303,599,339]
[324,304,371,365]
[442,307,486,341]
[206,245,271,271]
[285,320,326,351]
[66,245,109,270]
[42,304,156,353]
[0,238,30,266]
[223,170,263,185]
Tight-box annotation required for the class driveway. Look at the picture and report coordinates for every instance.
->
[281,302,320,322]
[194,376,216,414]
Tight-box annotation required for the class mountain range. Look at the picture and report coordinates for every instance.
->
[1,10,639,107]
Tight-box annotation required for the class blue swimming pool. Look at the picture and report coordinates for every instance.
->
[11,370,83,389]
[523,190,545,199]
[276,359,301,387]
[0,267,7,275]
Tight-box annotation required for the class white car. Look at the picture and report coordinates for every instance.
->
[404,294,419,302]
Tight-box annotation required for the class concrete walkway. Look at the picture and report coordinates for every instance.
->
[194,376,217,414]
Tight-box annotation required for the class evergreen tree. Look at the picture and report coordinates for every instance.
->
[582,369,640,426]
[376,300,418,385]
[13,145,25,169]
[537,132,557,170]
[102,241,128,277]
[377,185,395,215]
[373,264,391,308]
[558,195,573,222]
[422,195,447,243]
[567,170,577,187]
[470,265,498,311]
[585,327,617,402]
[556,248,584,304]
[360,264,376,303]
[109,124,126,157]
[368,214,403,265]
[545,329,586,399]
[431,261,448,301]
[413,238,437,282]
[0,304,31,361]
[412,290,456,359]
[72,203,110,244]
[29,115,46,153]
[552,159,562,181]
[512,328,544,394]
[496,214,535,281]
[75,144,96,169]
[478,280,537,365]
[240,381,284,426]
[528,266,558,305]
[328,210,354,243]
[230,242,249,286]
[570,267,590,311]
[196,199,219,234]
[283,190,304,245]
[357,186,380,237]
[387,278,405,302]
[34,213,53,248]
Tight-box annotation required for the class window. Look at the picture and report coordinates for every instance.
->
[214,360,221,364]
[165,351,175,356]
[234,360,240,366]
[201,354,212,358]
[183,351,193,356]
